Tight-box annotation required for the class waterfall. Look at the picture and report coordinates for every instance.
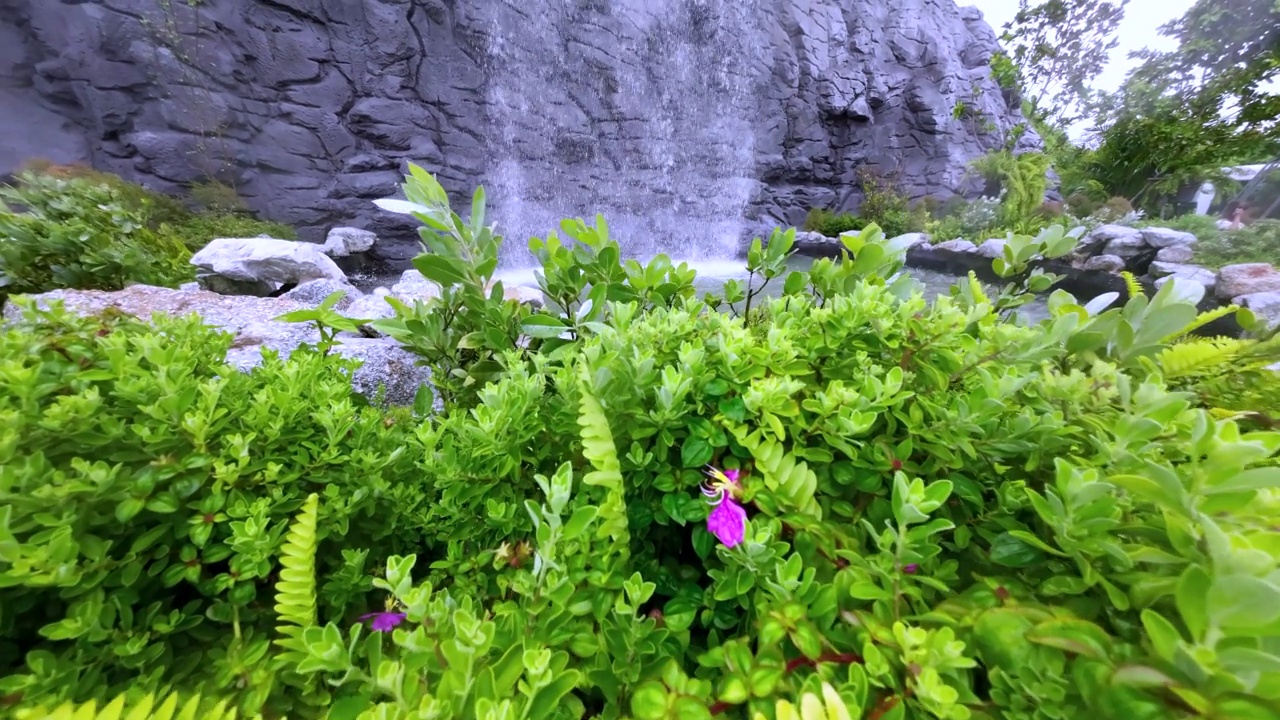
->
[480,0,768,266]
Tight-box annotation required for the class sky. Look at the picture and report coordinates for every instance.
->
[970,0,1196,91]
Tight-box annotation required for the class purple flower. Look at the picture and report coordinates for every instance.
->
[902,564,919,575]
[707,498,748,548]
[360,611,406,632]
[701,466,748,548]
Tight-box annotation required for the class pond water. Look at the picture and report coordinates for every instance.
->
[350,255,1055,324]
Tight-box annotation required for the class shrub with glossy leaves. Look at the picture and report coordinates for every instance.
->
[0,303,428,713]
[5,165,1280,720]
[0,174,193,302]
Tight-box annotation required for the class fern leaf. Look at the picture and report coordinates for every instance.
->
[1161,305,1238,343]
[1120,271,1144,299]
[576,363,629,553]
[16,692,244,720]
[1157,338,1245,379]
[730,426,820,518]
[274,493,319,660]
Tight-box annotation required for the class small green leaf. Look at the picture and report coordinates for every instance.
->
[412,254,467,286]
[522,314,570,339]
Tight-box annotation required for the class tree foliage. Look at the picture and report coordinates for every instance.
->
[1000,0,1129,126]
[1129,0,1280,135]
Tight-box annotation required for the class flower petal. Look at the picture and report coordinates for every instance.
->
[707,498,747,548]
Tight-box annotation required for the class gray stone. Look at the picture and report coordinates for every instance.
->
[793,230,830,247]
[389,270,441,303]
[891,233,931,250]
[280,278,361,310]
[1152,264,1216,292]
[3,284,429,406]
[1102,235,1149,258]
[933,239,979,254]
[1215,264,1280,300]
[191,238,347,296]
[1233,292,1280,330]
[323,227,378,257]
[0,0,1038,249]
[344,293,396,324]
[1155,245,1195,263]
[504,285,545,308]
[976,238,1006,259]
[1088,224,1144,242]
[1141,227,1197,249]
[1084,254,1126,272]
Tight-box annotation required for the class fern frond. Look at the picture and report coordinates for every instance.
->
[1120,271,1144,299]
[273,493,319,660]
[1156,338,1246,379]
[1161,305,1238,343]
[730,426,820,518]
[16,691,246,720]
[576,363,629,553]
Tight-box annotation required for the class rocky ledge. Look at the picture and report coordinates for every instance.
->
[793,223,1280,333]
[4,233,545,406]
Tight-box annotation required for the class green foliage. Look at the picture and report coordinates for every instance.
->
[1190,219,1280,268]
[189,180,248,215]
[1000,0,1129,126]
[855,168,929,239]
[0,304,426,714]
[164,212,297,252]
[803,208,863,237]
[18,159,191,227]
[8,166,1280,720]
[275,291,373,354]
[804,172,927,240]
[971,151,1053,232]
[1084,100,1275,209]
[1128,0,1279,137]
[0,173,194,303]
[15,690,247,720]
[990,51,1021,92]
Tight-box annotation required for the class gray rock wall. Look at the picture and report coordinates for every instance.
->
[0,0,1033,261]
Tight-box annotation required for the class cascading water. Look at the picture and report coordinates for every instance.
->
[480,0,769,267]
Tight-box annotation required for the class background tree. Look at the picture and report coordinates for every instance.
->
[1128,0,1280,136]
[1000,0,1129,127]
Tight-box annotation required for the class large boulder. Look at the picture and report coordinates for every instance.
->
[1141,227,1197,249]
[891,233,931,251]
[1101,235,1148,258]
[1215,263,1280,300]
[976,238,1006,259]
[1089,224,1144,242]
[1150,263,1216,292]
[3,284,431,407]
[1084,254,1125,273]
[323,227,378,257]
[389,270,442,303]
[191,238,347,296]
[280,278,361,310]
[793,230,834,247]
[933,239,979,254]
[1234,292,1280,330]
[1155,245,1195,263]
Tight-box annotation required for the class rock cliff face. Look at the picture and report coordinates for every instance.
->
[0,0,1033,262]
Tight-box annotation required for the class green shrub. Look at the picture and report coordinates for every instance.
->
[971,151,1052,233]
[7,165,1280,720]
[188,180,249,215]
[802,207,863,237]
[1191,219,1280,268]
[18,159,190,227]
[164,212,297,251]
[0,174,193,302]
[0,303,427,712]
